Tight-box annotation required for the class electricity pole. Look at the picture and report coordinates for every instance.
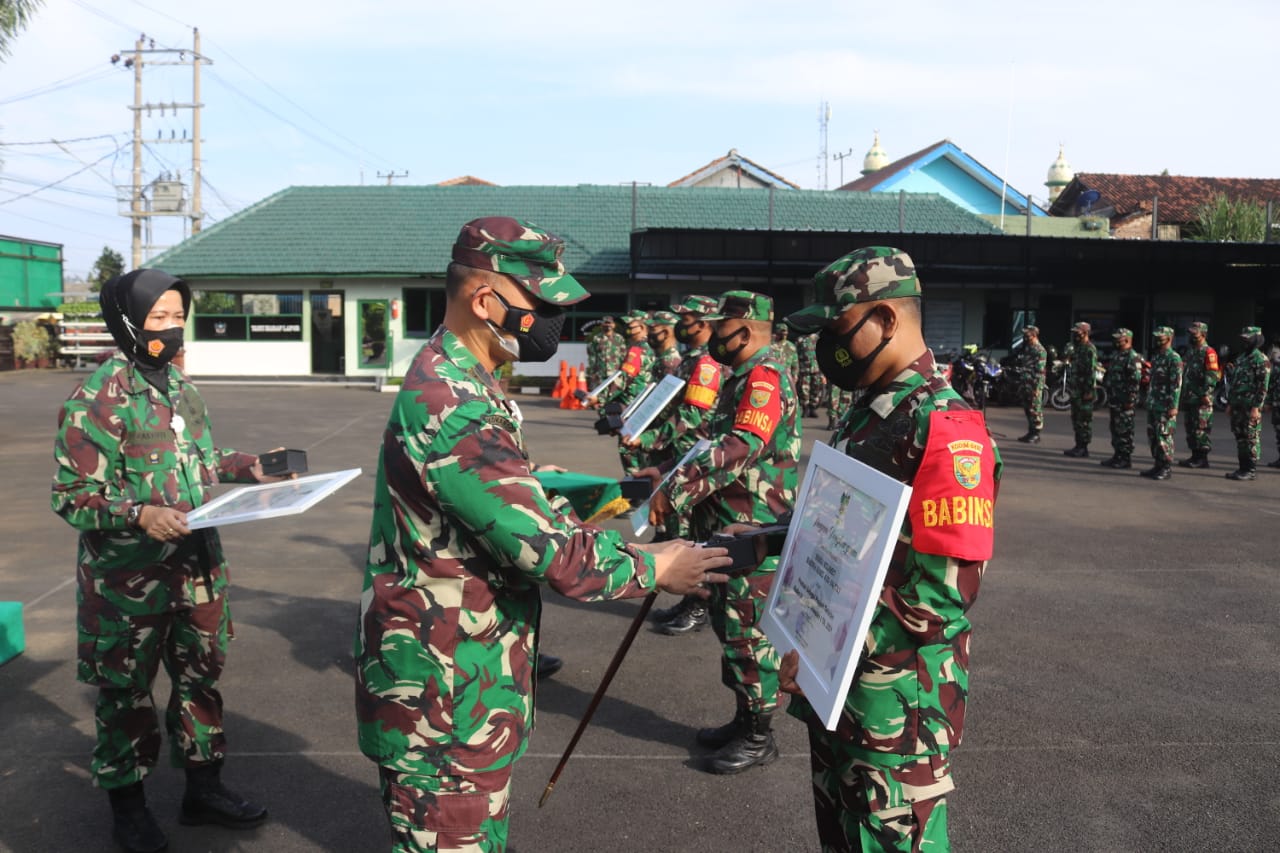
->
[118,29,212,267]
[832,149,854,188]
[377,170,409,186]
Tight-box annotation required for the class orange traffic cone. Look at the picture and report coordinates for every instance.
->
[551,360,568,399]
[560,367,577,409]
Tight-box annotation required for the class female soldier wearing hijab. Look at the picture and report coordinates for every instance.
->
[52,269,284,852]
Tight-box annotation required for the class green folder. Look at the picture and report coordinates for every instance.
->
[533,471,629,523]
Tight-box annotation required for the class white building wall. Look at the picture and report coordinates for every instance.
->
[185,341,311,376]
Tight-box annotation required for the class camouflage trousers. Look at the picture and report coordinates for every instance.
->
[1021,385,1045,431]
[1182,401,1215,453]
[77,595,230,790]
[1229,409,1262,461]
[1108,407,1136,457]
[709,559,781,715]
[829,390,855,430]
[379,768,511,853]
[1069,397,1093,445]
[798,372,827,413]
[804,727,954,853]
[1147,411,1177,465]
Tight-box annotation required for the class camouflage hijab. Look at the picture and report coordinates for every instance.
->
[99,268,191,389]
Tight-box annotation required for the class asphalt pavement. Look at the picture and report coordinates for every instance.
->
[2,367,1278,852]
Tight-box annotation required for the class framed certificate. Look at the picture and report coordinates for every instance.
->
[621,383,657,421]
[620,374,686,441]
[759,442,912,731]
[185,468,363,530]
[587,370,623,400]
[630,438,711,538]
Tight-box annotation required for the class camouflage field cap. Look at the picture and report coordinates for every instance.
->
[601,315,616,324]
[1153,326,1174,339]
[649,310,678,327]
[1023,325,1040,335]
[620,310,649,325]
[451,216,589,305]
[1112,327,1133,339]
[784,246,920,333]
[1241,325,1263,336]
[672,294,719,315]
[1072,321,1091,334]
[701,290,774,322]
[1187,321,1209,335]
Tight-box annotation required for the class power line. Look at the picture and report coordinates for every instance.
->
[64,0,180,49]
[0,146,122,206]
[0,66,119,107]
[0,133,128,147]
[0,174,117,200]
[202,34,394,169]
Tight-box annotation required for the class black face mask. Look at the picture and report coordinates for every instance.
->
[815,310,891,391]
[488,291,564,363]
[708,325,748,365]
[136,327,184,368]
[675,320,700,344]
[1242,334,1264,352]
[649,332,671,349]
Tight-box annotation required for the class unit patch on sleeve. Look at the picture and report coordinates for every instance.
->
[908,409,997,560]
[621,346,644,377]
[733,365,782,442]
[684,355,722,410]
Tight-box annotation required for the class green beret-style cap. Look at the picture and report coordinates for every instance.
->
[648,310,678,327]
[1241,325,1263,336]
[621,310,649,325]
[1187,321,1209,335]
[1153,326,1174,339]
[1112,328,1133,338]
[451,216,588,305]
[701,290,774,322]
[784,246,920,334]
[672,294,719,315]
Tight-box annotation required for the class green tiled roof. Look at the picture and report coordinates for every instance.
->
[149,185,1001,278]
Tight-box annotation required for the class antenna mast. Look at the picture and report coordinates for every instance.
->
[817,101,831,190]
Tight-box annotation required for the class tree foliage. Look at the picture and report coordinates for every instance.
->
[0,0,43,59]
[1187,194,1269,243]
[89,246,125,292]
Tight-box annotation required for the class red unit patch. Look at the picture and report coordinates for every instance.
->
[908,409,997,561]
[733,365,782,442]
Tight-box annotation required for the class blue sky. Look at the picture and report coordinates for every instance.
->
[2,0,1276,279]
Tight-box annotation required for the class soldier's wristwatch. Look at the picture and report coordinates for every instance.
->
[126,503,143,529]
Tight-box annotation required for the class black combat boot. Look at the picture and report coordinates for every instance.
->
[706,712,779,775]
[1017,430,1041,444]
[650,594,693,624]
[695,707,750,750]
[1225,455,1257,481]
[1178,450,1210,469]
[109,782,168,853]
[536,653,563,681]
[1101,454,1131,468]
[1063,444,1089,458]
[659,603,707,635]
[1140,464,1171,480]
[180,760,267,829]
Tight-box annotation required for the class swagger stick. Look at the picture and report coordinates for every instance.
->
[539,590,658,807]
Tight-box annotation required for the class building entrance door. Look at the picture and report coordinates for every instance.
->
[311,292,345,374]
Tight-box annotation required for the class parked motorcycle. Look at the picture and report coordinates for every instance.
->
[950,346,1001,410]
[1049,361,1108,410]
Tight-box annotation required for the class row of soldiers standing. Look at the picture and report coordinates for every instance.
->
[1011,320,1276,480]
[586,315,857,433]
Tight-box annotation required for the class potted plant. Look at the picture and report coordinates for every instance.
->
[13,320,52,368]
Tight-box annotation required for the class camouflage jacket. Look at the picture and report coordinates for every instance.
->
[790,350,1003,757]
[1015,340,1047,391]
[653,344,683,379]
[602,341,655,408]
[1228,349,1271,409]
[1070,341,1099,397]
[1181,342,1221,402]
[662,346,799,540]
[634,345,721,456]
[51,354,257,615]
[797,333,822,377]
[586,330,627,389]
[354,327,656,785]
[1103,348,1143,409]
[1146,348,1182,412]
[771,340,799,385]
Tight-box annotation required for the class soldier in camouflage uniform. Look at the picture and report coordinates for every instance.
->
[640,291,799,774]
[352,217,730,853]
[590,310,653,412]
[1063,321,1099,457]
[52,270,274,853]
[1141,326,1183,480]
[828,387,855,431]
[1100,328,1143,469]
[649,310,683,379]
[1178,321,1222,468]
[629,295,724,630]
[782,246,1002,853]
[1225,325,1272,481]
[1268,350,1280,469]
[585,315,626,391]
[772,323,799,388]
[796,331,826,418]
[1014,325,1047,443]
